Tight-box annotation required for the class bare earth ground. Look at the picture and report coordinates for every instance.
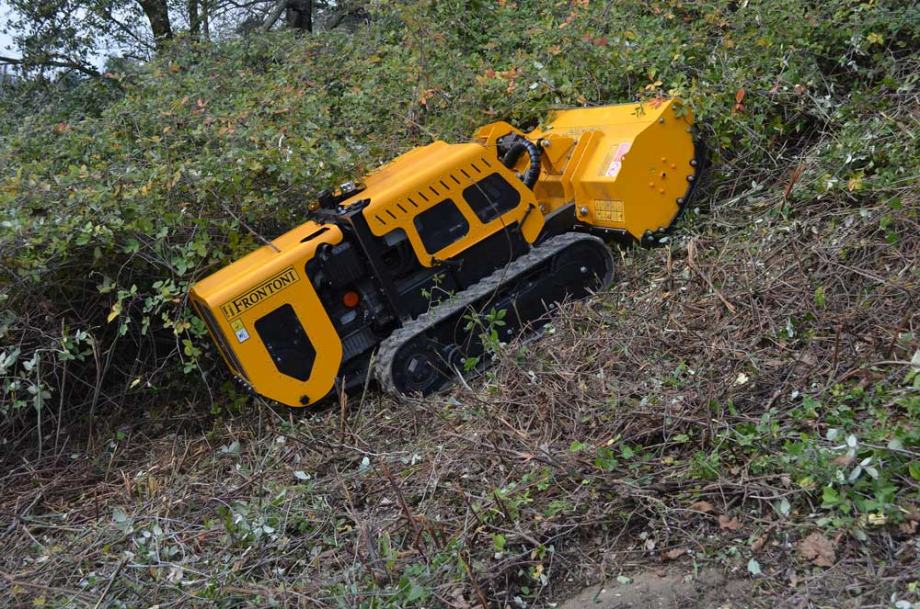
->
[1,102,918,608]
[559,568,752,609]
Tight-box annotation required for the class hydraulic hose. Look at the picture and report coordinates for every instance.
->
[501,137,542,189]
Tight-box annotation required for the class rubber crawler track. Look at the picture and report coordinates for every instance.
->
[374,232,615,396]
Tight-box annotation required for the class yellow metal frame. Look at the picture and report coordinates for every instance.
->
[340,141,544,266]
[190,221,344,406]
[527,99,696,240]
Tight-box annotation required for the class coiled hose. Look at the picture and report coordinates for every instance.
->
[501,137,542,188]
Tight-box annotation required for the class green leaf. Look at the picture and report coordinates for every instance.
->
[908,462,920,481]
[123,238,140,254]
[112,507,127,523]
[814,286,826,308]
[406,582,427,602]
[821,486,840,507]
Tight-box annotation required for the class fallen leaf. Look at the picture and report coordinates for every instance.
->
[798,532,836,567]
[719,515,743,531]
[449,588,471,609]
[662,547,687,561]
[418,89,435,106]
[833,454,855,467]
[847,173,864,192]
[751,532,769,553]
[107,301,122,323]
[689,500,715,513]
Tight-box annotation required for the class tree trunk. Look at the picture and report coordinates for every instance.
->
[201,0,210,39]
[137,0,173,49]
[188,0,200,36]
[286,0,313,32]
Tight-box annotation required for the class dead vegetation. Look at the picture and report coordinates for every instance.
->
[1,26,919,608]
[1,91,918,607]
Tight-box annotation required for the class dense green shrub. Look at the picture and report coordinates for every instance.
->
[1,0,917,434]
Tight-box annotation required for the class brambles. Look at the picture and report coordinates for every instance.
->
[0,1,918,607]
[2,0,918,437]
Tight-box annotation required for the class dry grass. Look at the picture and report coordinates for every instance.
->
[1,99,918,609]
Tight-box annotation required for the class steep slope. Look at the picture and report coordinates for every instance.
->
[1,1,918,607]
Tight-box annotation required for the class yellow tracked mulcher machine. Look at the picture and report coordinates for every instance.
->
[191,99,700,406]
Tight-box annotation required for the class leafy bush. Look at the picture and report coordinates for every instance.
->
[1,0,917,439]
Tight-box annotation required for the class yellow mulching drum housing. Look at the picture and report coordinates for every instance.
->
[191,99,699,406]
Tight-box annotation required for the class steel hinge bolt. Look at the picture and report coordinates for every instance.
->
[579,206,589,216]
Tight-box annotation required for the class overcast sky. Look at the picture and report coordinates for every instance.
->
[1,1,15,57]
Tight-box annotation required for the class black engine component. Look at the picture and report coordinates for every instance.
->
[498,134,542,188]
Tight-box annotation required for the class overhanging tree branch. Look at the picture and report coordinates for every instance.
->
[93,5,155,54]
[325,2,364,30]
[0,55,101,78]
[260,0,288,32]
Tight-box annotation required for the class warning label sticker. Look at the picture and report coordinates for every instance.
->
[602,142,632,178]
[594,200,625,223]
[231,319,251,343]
